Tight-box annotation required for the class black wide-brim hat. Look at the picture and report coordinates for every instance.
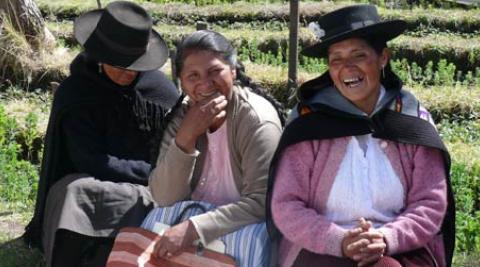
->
[302,5,407,58]
[74,1,168,71]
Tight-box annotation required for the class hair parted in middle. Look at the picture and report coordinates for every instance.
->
[175,30,287,126]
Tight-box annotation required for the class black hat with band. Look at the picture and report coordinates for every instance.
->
[302,5,407,58]
[74,1,168,71]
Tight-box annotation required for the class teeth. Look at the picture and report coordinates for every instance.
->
[343,77,361,83]
[200,91,217,97]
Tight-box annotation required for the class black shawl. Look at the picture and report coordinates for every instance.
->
[24,53,179,250]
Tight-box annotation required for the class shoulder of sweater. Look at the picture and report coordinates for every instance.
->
[233,86,282,128]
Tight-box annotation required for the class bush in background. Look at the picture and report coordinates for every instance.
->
[0,106,39,208]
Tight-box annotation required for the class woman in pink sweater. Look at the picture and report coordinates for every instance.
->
[269,5,455,267]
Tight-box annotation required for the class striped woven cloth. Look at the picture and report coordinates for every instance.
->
[141,201,271,267]
[107,227,236,267]
[107,227,161,267]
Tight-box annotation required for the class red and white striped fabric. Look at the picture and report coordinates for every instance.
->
[107,227,236,267]
[107,227,162,267]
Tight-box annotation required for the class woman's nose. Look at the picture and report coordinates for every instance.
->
[197,77,214,90]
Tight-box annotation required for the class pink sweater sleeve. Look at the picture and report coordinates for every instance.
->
[271,141,348,257]
[379,145,448,255]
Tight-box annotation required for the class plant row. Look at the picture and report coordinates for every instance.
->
[38,0,480,34]
[47,21,480,73]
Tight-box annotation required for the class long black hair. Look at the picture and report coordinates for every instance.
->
[175,30,287,126]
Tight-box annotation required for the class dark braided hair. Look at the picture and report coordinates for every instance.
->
[175,30,287,126]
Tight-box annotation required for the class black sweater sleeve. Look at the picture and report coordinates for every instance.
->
[61,109,150,185]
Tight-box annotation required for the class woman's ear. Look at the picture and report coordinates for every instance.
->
[380,48,390,68]
[231,67,237,80]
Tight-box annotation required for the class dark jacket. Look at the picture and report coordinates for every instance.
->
[24,53,179,249]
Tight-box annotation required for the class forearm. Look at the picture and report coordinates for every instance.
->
[190,193,265,244]
[149,140,197,205]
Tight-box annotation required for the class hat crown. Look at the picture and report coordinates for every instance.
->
[93,1,152,56]
[317,5,381,40]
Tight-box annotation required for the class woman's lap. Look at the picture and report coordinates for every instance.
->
[293,247,435,267]
[43,174,154,266]
[142,201,270,267]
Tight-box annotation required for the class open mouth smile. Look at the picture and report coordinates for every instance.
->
[343,76,364,88]
[199,91,218,98]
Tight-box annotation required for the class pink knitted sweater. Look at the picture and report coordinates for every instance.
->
[271,137,447,267]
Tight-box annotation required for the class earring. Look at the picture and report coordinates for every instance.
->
[98,63,103,74]
[381,65,385,79]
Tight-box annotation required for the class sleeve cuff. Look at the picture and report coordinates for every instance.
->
[172,139,200,157]
[189,216,209,246]
[378,227,399,255]
[323,224,348,257]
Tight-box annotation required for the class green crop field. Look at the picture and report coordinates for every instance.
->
[1,0,480,266]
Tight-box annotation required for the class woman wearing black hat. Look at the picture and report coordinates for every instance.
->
[268,5,454,267]
[23,1,179,266]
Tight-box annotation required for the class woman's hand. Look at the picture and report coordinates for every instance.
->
[342,218,387,267]
[175,93,228,153]
[342,226,370,260]
[353,230,386,266]
[154,220,199,258]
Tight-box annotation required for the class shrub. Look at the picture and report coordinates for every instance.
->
[0,106,39,207]
[450,162,480,252]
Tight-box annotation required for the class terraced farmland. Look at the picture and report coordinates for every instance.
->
[0,0,479,266]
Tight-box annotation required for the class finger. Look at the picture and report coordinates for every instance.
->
[357,231,384,240]
[358,218,372,231]
[155,242,168,258]
[199,93,225,107]
[358,253,382,267]
[214,110,227,121]
[209,100,228,115]
[360,242,386,254]
[347,238,370,252]
[346,227,364,237]
[358,217,367,227]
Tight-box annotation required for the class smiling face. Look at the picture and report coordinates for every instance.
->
[327,38,388,114]
[179,50,236,103]
[102,63,139,86]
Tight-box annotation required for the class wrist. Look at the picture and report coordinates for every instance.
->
[175,132,197,154]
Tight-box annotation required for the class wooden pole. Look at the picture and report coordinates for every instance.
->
[96,0,102,8]
[288,0,299,104]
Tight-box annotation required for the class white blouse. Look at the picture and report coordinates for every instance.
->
[324,87,405,228]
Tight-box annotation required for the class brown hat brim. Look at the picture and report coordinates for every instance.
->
[301,20,407,58]
[74,9,169,71]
